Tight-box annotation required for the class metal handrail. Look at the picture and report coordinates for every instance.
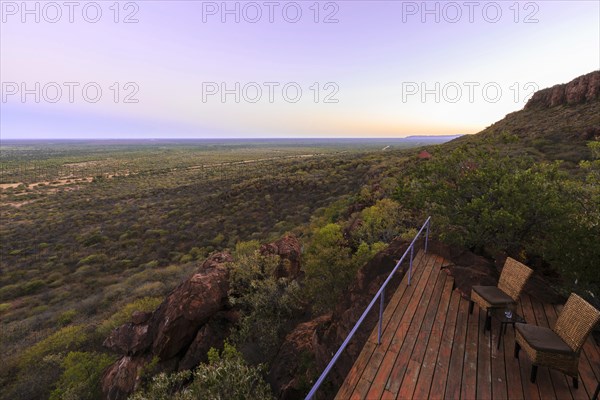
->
[305,217,431,400]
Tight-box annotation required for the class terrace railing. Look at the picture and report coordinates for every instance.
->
[305,216,431,400]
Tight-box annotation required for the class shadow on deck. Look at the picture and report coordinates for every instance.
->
[335,250,600,399]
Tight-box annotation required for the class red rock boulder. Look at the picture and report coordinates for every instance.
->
[260,235,303,279]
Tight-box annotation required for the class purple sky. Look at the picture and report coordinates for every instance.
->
[1,0,599,139]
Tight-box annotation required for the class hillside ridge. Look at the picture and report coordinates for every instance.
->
[525,70,600,109]
[452,71,600,164]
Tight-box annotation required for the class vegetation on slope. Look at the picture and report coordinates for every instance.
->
[0,143,413,399]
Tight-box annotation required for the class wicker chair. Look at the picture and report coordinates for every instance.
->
[469,257,533,331]
[514,293,600,388]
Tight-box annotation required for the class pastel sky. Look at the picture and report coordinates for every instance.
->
[1,0,599,139]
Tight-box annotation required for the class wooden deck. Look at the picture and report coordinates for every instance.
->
[335,250,600,399]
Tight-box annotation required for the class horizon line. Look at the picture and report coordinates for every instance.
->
[1,134,466,141]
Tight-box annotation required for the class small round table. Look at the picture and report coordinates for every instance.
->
[490,308,525,349]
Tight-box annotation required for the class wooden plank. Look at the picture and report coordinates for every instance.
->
[459,299,479,400]
[491,308,508,400]
[429,288,461,400]
[583,336,600,376]
[361,348,386,383]
[581,335,600,380]
[335,340,377,399]
[444,297,469,399]
[412,277,454,399]
[576,339,600,399]
[517,294,541,400]
[384,255,442,395]
[396,359,422,399]
[378,253,438,394]
[397,265,448,399]
[373,252,430,348]
[362,253,437,396]
[367,250,427,345]
[501,311,525,400]
[349,377,372,400]
[365,348,398,399]
[387,253,438,355]
[476,308,492,400]
[411,274,450,362]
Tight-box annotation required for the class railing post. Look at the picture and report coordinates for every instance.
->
[377,289,385,344]
[425,218,430,254]
[408,245,414,285]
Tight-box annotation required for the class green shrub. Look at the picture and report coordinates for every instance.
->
[20,325,88,368]
[304,223,361,313]
[0,283,20,300]
[396,145,600,296]
[228,250,303,355]
[49,351,115,400]
[77,253,108,265]
[57,310,78,326]
[129,343,273,400]
[355,198,405,243]
[97,297,162,337]
[133,282,166,297]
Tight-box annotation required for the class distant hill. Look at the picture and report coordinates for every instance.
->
[401,135,463,144]
[452,71,600,166]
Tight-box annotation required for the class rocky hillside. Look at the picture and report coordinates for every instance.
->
[453,70,600,166]
[101,236,303,400]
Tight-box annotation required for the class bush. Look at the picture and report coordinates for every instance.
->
[228,250,303,356]
[355,198,405,243]
[0,303,11,313]
[130,343,273,400]
[395,145,600,296]
[97,297,162,337]
[57,310,78,326]
[49,351,115,400]
[20,325,88,368]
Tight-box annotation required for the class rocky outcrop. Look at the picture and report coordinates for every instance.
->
[268,314,332,400]
[178,311,238,371]
[101,356,151,400]
[525,71,600,109]
[260,234,303,279]
[101,235,307,400]
[151,265,230,359]
[101,252,233,400]
[103,320,152,356]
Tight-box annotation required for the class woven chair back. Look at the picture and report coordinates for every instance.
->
[554,293,600,352]
[497,257,533,301]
